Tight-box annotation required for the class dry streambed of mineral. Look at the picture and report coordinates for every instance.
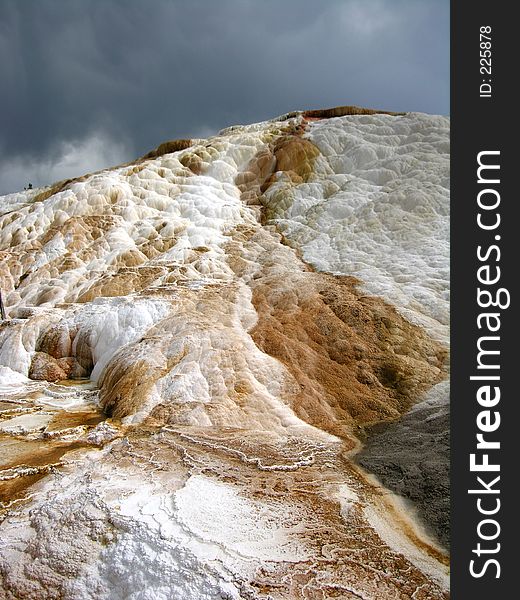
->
[0,106,449,599]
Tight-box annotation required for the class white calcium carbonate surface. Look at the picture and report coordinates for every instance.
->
[264,112,449,343]
[0,109,450,599]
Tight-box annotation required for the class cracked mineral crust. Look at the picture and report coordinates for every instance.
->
[0,106,449,599]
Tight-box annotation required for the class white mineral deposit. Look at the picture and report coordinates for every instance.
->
[0,106,449,599]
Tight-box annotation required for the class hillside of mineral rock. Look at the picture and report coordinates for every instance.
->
[0,106,449,599]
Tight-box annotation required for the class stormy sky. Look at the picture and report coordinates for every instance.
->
[0,0,449,195]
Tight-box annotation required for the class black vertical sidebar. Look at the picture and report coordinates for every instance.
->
[451,1,516,598]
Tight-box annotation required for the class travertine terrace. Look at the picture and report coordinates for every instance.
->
[0,106,449,599]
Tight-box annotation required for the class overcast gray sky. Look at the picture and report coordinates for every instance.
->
[0,0,449,195]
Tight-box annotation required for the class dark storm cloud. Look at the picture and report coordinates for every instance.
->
[0,0,449,194]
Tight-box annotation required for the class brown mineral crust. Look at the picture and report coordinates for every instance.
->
[46,409,105,432]
[1,245,38,294]
[249,271,445,441]
[178,146,218,175]
[140,138,193,160]
[69,327,95,375]
[100,348,170,418]
[32,324,90,379]
[28,352,78,382]
[267,135,321,186]
[36,323,74,359]
[76,265,167,303]
[40,215,122,248]
[235,148,276,205]
[0,251,11,287]
[302,105,406,119]
[236,127,321,209]
[0,441,86,507]
[135,234,178,260]
[4,215,123,297]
